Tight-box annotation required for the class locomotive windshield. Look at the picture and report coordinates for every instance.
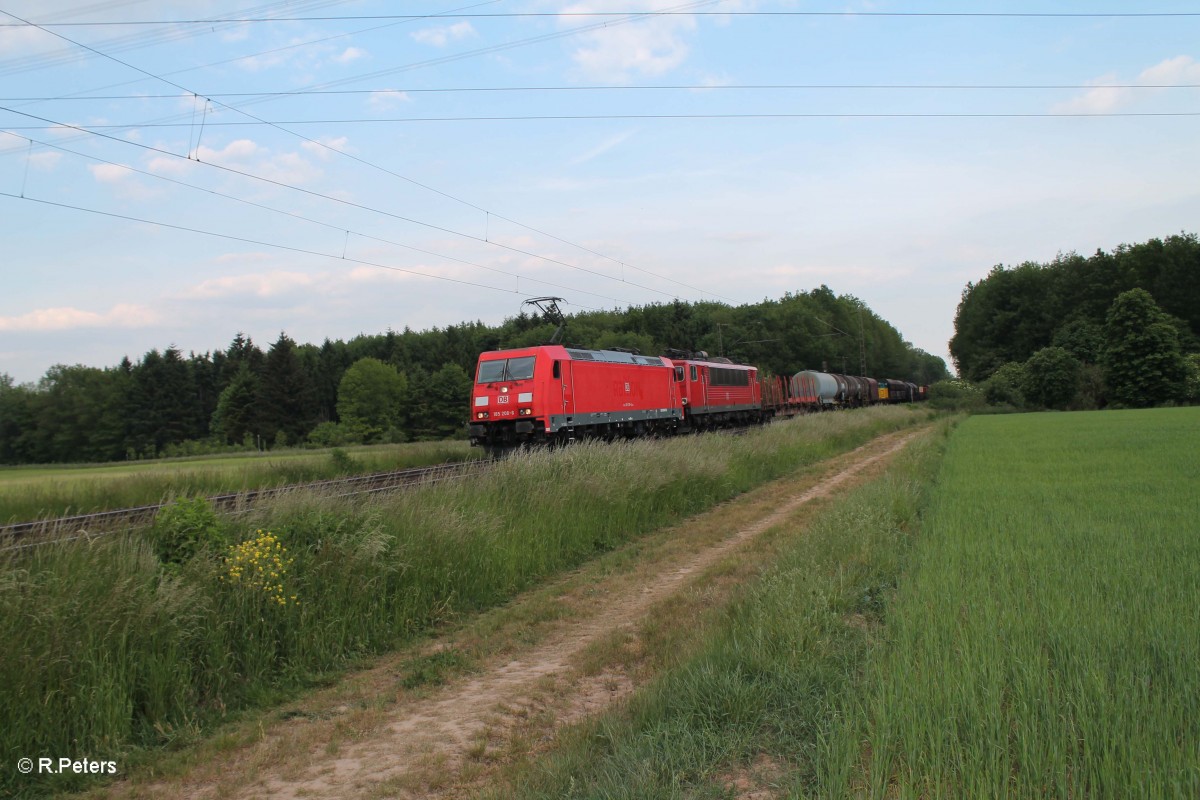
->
[476,356,536,383]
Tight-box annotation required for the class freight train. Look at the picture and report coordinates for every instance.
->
[467,343,926,456]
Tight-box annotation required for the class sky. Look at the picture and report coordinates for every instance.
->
[1,0,1198,384]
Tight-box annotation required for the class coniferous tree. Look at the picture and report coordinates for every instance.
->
[0,374,31,464]
[258,332,318,446]
[425,363,472,439]
[126,347,204,455]
[211,364,262,445]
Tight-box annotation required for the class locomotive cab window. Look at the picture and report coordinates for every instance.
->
[675,366,685,381]
[690,366,698,381]
[553,360,561,379]
[476,356,536,383]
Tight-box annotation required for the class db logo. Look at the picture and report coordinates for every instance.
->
[497,395,509,404]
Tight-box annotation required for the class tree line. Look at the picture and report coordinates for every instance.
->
[0,288,947,465]
[948,233,1200,410]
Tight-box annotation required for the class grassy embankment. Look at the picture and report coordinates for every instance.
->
[497,407,1200,799]
[0,405,926,798]
[0,440,477,523]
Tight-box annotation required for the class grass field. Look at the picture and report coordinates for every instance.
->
[0,406,926,798]
[822,407,1200,797]
[496,407,1200,799]
[0,440,477,523]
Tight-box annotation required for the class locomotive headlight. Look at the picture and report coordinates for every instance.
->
[476,411,489,419]
[519,408,532,416]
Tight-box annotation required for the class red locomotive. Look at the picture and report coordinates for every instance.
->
[664,353,764,431]
[468,344,682,455]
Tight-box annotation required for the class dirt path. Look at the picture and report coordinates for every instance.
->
[112,426,927,800]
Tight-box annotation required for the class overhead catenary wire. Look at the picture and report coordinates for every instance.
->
[0,0,505,106]
[1,3,736,304]
[7,10,1200,25]
[0,188,626,313]
[0,105,680,301]
[0,0,352,78]
[5,82,1200,101]
[8,110,1198,128]
[2,130,635,307]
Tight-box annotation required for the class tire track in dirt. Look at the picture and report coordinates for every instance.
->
[133,426,929,800]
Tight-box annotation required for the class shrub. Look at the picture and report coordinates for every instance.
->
[927,379,985,411]
[148,497,224,566]
[983,362,1026,408]
[328,447,358,474]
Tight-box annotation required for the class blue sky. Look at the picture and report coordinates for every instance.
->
[2,0,1198,384]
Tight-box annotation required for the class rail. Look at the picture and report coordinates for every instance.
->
[0,460,490,553]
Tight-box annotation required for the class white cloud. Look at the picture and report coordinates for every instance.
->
[28,151,61,170]
[563,0,697,82]
[346,266,419,283]
[368,90,411,111]
[693,73,734,90]
[411,21,475,47]
[0,24,49,58]
[301,136,350,160]
[191,138,322,184]
[332,46,367,64]
[196,139,261,162]
[1054,55,1200,113]
[188,270,324,299]
[85,161,161,199]
[255,151,323,185]
[48,124,81,138]
[220,24,252,44]
[1138,55,1200,85]
[1053,73,1132,114]
[146,155,196,176]
[0,304,161,332]
[88,163,134,183]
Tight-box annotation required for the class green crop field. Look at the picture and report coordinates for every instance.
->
[502,407,1200,799]
[822,407,1200,797]
[0,440,478,523]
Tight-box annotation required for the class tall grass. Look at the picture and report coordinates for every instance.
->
[0,407,925,798]
[0,440,476,523]
[820,407,1200,798]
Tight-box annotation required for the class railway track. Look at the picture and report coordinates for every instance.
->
[0,460,490,552]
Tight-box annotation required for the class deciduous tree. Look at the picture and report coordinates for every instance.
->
[1103,288,1186,407]
[1021,347,1081,410]
[336,358,407,443]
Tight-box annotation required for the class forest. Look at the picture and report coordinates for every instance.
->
[949,233,1200,410]
[0,288,947,465]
